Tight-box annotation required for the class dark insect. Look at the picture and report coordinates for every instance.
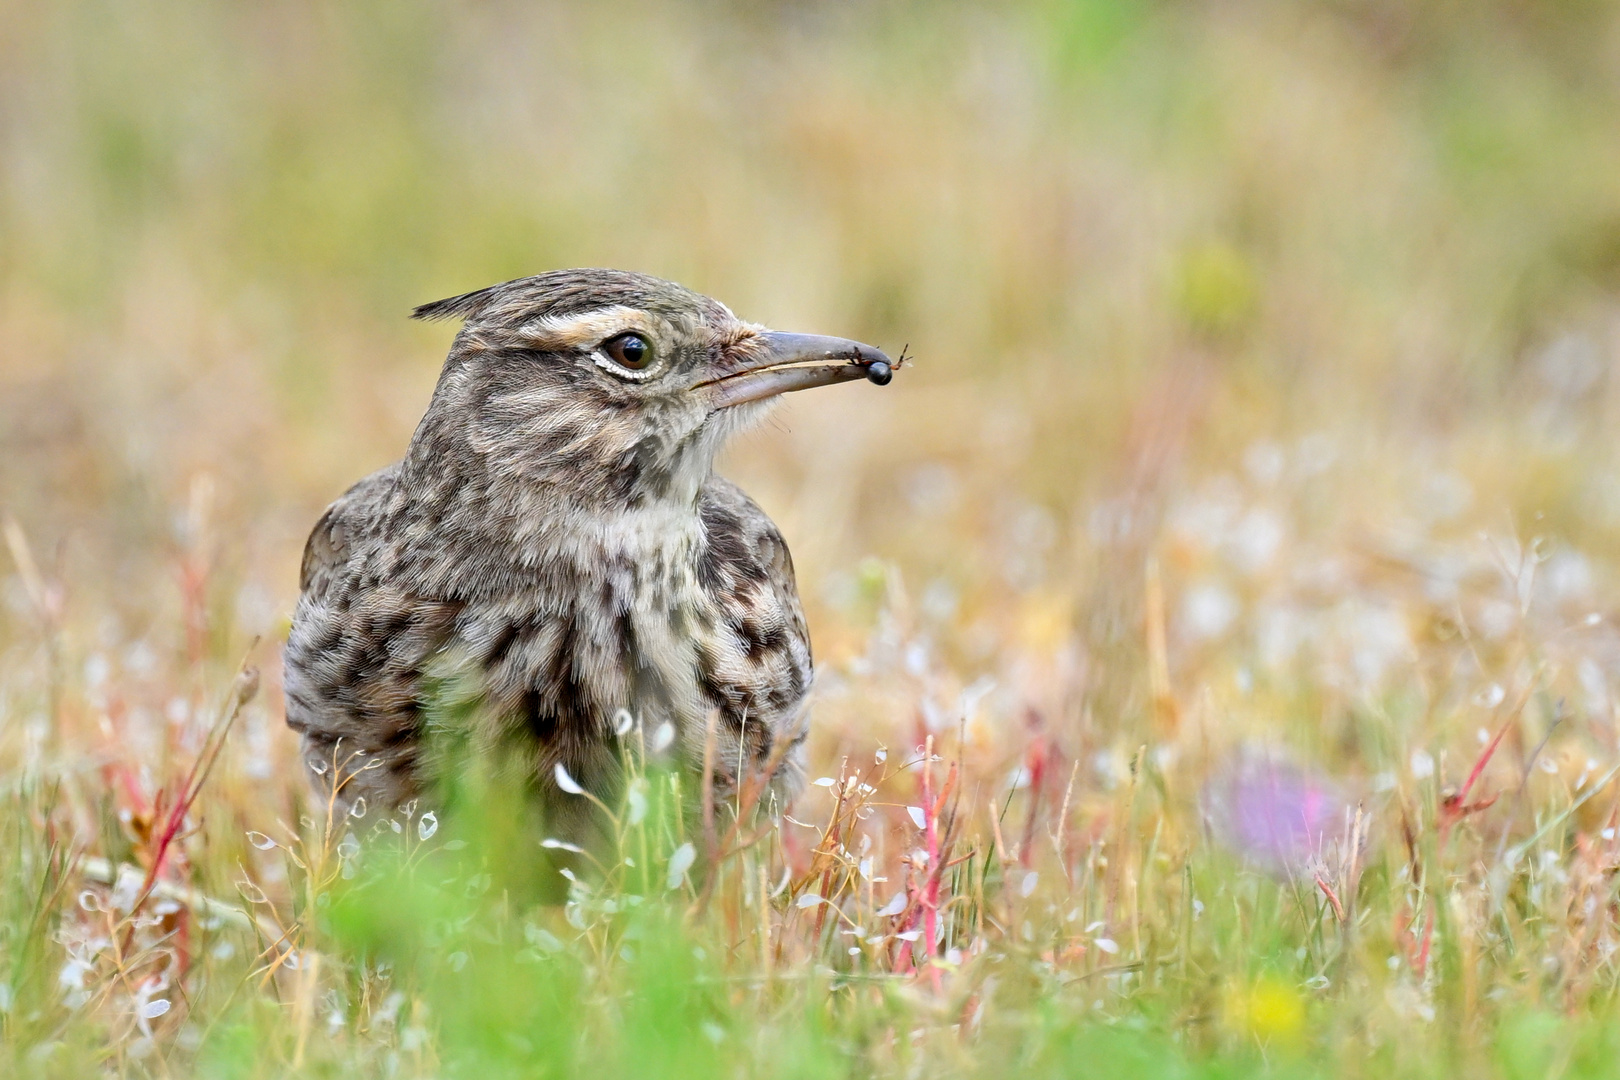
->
[866,342,909,386]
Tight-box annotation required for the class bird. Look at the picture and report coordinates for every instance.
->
[282,268,897,853]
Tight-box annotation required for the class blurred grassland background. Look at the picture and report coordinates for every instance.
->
[8,0,1620,1077]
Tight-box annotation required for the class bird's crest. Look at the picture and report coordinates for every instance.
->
[411,285,505,322]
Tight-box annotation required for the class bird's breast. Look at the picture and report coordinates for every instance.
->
[447,518,719,742]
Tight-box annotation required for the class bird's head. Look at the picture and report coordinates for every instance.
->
[406,269,894,509]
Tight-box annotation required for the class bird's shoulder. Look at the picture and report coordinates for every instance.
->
[697,475,798,597]
[694,476,813,788]
[697,474,812,671]
[298,463,402,597]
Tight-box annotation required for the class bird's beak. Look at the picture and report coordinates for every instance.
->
[698,332,894,410]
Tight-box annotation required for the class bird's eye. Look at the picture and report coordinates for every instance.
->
[603,333,653,371]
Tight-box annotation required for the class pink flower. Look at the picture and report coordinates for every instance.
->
[1209,752,1343,873]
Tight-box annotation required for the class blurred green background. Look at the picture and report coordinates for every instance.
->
[7,0,1620,640]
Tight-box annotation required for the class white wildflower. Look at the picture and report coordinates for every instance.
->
[554,763,586,795]
[666,843,696,890]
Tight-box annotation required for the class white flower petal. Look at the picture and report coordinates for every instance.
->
[876,891,909,917]
[666,842,696,890]
[541,838,586,853]
[554,763,586,795]
[906,806,927,829]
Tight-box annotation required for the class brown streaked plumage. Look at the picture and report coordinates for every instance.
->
[282,269,896,849]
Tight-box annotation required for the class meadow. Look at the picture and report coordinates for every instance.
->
[6,1,1620,1075]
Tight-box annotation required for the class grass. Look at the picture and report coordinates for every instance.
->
[9,0,1620,1076]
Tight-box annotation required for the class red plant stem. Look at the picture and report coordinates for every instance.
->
[893,743,960,985]
[812,774,846,943]
[120,665,257,953]
[922,737,939,978]
[1315,874,1345,923]
[1438,715,1513,840]
[1415,910,1435,978]
[1460,717,1512,806]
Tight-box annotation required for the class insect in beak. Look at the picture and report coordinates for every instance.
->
[697,332,898,409]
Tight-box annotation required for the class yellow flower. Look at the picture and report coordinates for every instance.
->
[1224,976,1305,1044]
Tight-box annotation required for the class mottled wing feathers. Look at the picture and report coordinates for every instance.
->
[286,464,442,809]
[698,476,808,655]
[297,465,399,595]
[297,503,348,596]
[696,477,814,783]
